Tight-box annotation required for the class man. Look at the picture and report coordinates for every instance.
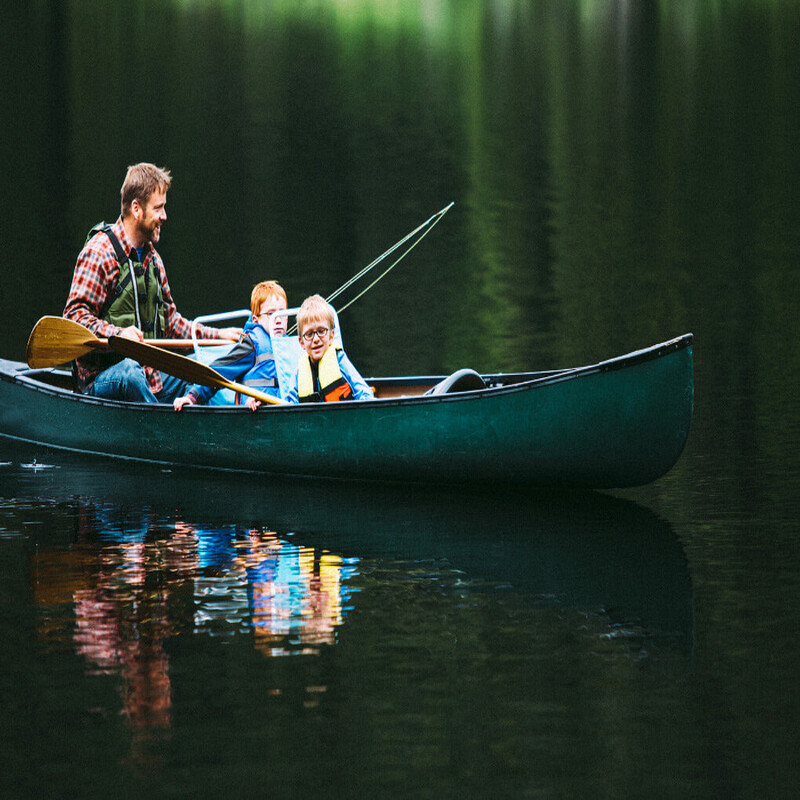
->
[63,162,240,402]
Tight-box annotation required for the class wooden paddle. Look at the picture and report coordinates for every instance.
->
[26,316,232,368]
[108,334,286,405]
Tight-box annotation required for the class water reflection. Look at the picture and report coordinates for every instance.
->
[6,444,693,660]
[191,526,355,657]
[0,442,697,797]
[28,502,358,732]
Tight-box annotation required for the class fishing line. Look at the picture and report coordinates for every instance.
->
[326,202,453,309]
[288,202,453,335]
[333,204,452,315]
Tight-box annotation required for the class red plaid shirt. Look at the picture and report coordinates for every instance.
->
[63,217,219,393]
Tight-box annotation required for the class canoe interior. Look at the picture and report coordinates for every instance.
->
[18,367,75,392]
[8,363,574,399]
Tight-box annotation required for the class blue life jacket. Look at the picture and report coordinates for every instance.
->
[234,320,279,404]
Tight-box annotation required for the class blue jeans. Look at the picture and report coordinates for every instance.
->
[88,358,189,403]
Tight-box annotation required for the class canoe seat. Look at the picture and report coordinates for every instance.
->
[426,368,486,395]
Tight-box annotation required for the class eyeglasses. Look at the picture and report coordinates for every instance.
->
[301,327,330,342]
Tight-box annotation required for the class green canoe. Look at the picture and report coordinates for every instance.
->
[0,334,693,488]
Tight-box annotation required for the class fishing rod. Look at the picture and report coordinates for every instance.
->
[326,202,454,314]
[283,202,453,336]
[200,204,455,341]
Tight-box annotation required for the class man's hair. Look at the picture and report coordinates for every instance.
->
[297,294,334,335]
[120,163,172,216]
[250,280,287,316]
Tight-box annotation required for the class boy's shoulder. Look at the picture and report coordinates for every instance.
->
[333,345,351,366]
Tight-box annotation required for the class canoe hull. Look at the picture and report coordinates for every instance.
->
[0,335,693,488]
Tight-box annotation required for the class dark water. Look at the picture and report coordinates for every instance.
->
[2,1,800,797]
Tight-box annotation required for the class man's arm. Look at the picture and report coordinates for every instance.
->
[63,241,123,338]
[174,336,255,408]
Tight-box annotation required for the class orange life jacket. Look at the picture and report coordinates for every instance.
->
[297,346,353,403]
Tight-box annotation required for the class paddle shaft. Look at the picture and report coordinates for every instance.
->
[99,338,228,348]
[27,317,283,405]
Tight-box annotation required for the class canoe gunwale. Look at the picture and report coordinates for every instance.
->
[3,333,693,414]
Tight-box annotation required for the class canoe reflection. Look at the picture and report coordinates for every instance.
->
[11,446,694,646]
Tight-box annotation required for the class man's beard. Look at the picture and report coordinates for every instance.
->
[140,216,161,244]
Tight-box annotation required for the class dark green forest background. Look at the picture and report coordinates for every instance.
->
[2,1,798,497]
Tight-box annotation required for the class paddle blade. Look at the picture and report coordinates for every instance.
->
[108,335,285,405]
[26,316,103,368]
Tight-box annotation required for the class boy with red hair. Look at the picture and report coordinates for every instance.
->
[173,280,288,411]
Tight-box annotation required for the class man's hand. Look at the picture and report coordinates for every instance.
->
[217,327,243,342]
[173,395,196,411]
[118,325,144,342]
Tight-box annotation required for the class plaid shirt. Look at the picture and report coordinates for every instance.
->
[63,217,219,393]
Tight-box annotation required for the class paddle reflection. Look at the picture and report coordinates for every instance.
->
[30,506,358,731]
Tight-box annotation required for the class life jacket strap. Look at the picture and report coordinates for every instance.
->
[97,225,135,320]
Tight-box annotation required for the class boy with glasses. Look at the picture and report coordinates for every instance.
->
[284,294,373,404]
